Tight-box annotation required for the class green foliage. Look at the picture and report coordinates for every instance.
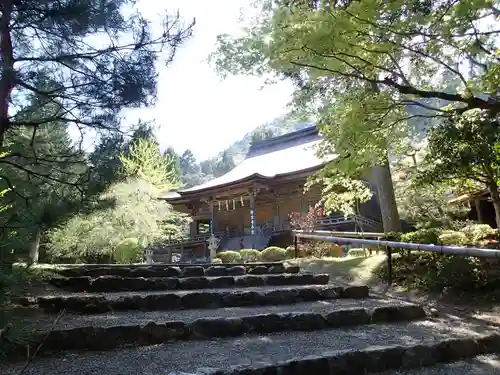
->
[120,138,179,190]
[347,248,370,258]
[378,252,500,294]
[0,120,87,259]
[304,241,343,258]
[438,231,468,246]
[285,246,296,259]
[0,265,55,356]
[417,111,500,227]
[215,251,242,264]
[46,179,183,263]
[113,238,143,264]
[239,249,261,263]
[212,0,500,225]
[401,228,443,245]
[394,161,468,228]
[3,0,193,146]
[260,247,287,261]
[461,224,495,244]
[211,258,223,265]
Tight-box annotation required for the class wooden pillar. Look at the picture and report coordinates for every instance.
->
[210,201,215,235]
[189,221,197,238]
[250,192,256,249]
[475,199,485,224]
[274,195,280,228]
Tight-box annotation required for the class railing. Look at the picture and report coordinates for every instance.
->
[163,230,227,246]
[315,214,380,230]
[163,215,380,247]
[293,230,500,285]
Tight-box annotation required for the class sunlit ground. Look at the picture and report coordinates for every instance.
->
[287,254,386,285]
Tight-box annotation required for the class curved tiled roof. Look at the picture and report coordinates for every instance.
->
[164,126,334,199]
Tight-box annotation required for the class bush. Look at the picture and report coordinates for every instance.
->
[347,248,370,257]
[239,249,261,263]
[260,246,287,261]
[401,228,443,245]
[285,246,296,259]
[211,258,222,264]
[307,241,343,258]
[461,224,495,243]
[0,266,55,356]
[214,251,242,264]
[46,179,188,263]
[113,238,143,264]
[377,251,500,293]
[438,231,468,246]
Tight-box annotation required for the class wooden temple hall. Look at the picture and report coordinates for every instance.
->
[158,126,383,263]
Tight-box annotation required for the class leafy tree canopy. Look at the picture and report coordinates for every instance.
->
[211,0,500,228]
[120,138,180,190]
[417,109,500,227]
[46,178,185,263]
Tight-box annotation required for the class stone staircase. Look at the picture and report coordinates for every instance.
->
[2,263,500,375]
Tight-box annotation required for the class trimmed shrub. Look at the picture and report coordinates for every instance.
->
[240,249,261,263]
[347,248,370,257]
[215,251,242,264]
[260,246,287,261]
[461,224,495,243]
[285,246,296,259]
[401,228,443,245]
[438,231,468,246]
[211,258,222,264]
[308,241,343,258]
[113,238,143,264]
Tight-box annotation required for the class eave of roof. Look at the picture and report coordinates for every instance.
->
[447,189,489,204]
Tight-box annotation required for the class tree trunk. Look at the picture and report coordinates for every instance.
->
[487,182,500,229]
[371,160,401,232]
[0,0,15,149]
[28,228,41,265]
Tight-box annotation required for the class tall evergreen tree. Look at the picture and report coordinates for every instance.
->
[0,0,193,183]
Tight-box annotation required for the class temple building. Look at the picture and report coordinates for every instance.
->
[157,126,383,262]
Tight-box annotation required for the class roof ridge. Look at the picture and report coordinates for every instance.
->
[248,125,317,153]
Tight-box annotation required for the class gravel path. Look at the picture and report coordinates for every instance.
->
[32,297,411,330]
[380,354,500,374]
[2,318,496,375]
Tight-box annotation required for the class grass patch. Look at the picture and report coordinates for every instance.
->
[287,255,386,285]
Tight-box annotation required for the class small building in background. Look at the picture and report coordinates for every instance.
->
[448,189,498,228]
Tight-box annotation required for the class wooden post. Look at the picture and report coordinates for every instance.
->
[383,235,393,285]
[250,192,256,249]
[210,201,215,235]
[475,199,485,224]
[294,235,298,258]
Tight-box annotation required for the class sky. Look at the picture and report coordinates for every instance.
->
[123,0,294,161]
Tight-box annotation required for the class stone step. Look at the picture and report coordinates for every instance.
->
[378,354,500,374]
[56,263,295,278]
[2,318,499,375]
[28,299,426,352]
[20,284,370,314]
[50,273,325,293]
